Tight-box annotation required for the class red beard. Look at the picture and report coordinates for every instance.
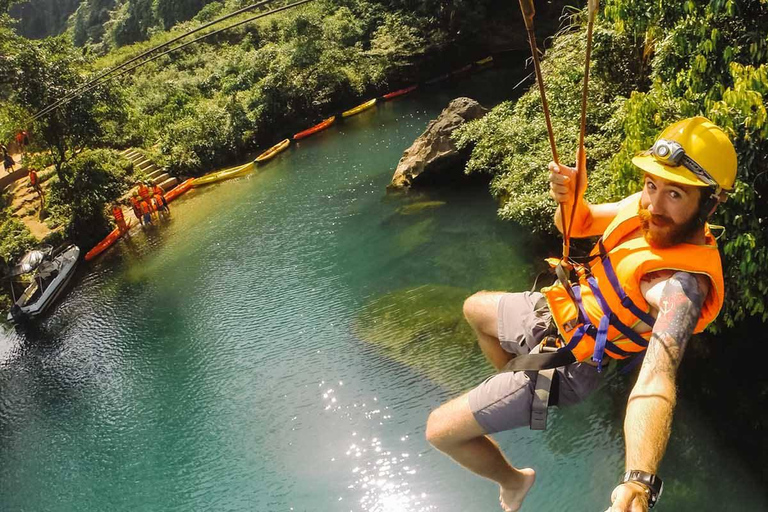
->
[638,207,701,248]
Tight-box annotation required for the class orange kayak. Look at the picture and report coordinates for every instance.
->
[85,219,134,262]
[165,178,194,203]
[256,139,291,163]
[383,85,418,100]
[293,117,335,140]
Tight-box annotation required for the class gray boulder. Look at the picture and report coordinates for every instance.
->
[389,97,488,190]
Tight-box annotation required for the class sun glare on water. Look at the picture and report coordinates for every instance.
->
[320,382,436,512]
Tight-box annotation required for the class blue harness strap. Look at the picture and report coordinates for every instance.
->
[585,275,642,370]
[598,239,657,328]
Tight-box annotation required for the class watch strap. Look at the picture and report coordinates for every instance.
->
[622,470,663,508]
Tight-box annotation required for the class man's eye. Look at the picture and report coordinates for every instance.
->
[646,181,656,190]
[669,191,681,199]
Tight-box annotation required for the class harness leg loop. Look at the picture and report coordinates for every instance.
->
[530,368,556,430]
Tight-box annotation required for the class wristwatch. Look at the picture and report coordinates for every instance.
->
[622,470,664,508]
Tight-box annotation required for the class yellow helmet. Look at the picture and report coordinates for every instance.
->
[632,116,737,191]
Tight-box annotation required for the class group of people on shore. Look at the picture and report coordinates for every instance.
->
[127,181,170,226]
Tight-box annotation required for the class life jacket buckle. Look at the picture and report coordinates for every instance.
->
[561,318,579,333]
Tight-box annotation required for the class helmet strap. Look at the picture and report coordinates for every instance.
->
[698,186,722,225]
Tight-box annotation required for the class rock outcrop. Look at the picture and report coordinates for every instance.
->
[389,97,488,190]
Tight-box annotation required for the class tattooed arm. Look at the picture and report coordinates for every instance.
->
[606,271,708,512]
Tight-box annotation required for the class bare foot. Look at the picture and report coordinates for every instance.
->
[499,468,536,512]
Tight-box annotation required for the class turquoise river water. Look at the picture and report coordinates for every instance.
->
[1,69,766,511]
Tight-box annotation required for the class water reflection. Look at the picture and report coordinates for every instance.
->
[319,380,436,512]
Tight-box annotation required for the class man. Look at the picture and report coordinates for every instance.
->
[112,205,128,233]
[3,148,14,173]
[137,181,151,202]
[153,184,170,214]
[28,168,44,202]
[139,199,152,225]
[130,193,143,225]
[425,117,736,511]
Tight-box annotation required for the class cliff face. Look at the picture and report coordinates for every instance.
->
[389,97,488,190]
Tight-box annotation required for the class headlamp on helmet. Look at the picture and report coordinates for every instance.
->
[647,139,720,191]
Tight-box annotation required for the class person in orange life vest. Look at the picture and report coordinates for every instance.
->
[425,117,736,512]
[137,181,151,202]
[142,181,162,219]
[112,205,128,233]
[14,131,28,163]
[139,199,152,225]
[130,193,143,225]
[28,168,43,197]
[153,184,170,213]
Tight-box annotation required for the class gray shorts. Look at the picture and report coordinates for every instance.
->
[468,292,602,434]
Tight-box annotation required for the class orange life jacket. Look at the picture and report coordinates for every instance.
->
[29,171,38,185]
[541,193,725,366]
[138,184,151,200]
[140,201,150,215]
[112,207,124,222]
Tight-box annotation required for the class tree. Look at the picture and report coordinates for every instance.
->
[4,35,126,179]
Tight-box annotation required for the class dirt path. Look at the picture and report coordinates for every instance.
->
[3,153,56,241]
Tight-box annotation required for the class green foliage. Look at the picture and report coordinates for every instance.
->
[194,1,223,22]
[455,28,629,233]
[71,0,118,51]
[1,35,127,177]
[0,0,23,15]
[46,149,135,247]
[96,0,499,174]
[106,0,153,48]
[0,216,36,265]
[156,97,250,174]
[155,0,210,30]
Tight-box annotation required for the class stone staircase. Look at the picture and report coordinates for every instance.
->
[120,148,179,192]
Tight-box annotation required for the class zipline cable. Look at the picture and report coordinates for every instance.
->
[104,0,316,87]
[30,0,296,122]
[565,0,598,250]
[516,0,568,259]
